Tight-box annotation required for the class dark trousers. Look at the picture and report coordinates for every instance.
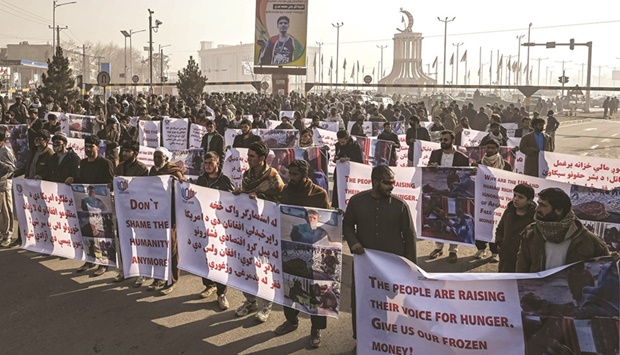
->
[283,306,327,329]
[475,240,498,254]
[201,277,227,295]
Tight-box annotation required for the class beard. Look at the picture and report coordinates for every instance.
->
[440,142,452,150]
[536,210,562,221]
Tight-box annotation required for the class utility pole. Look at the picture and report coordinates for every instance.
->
[556,60,572,97]
[315,41,323,83]
[506,54,516,86]
[526,23,532,85]
[437,16,455,87]
[50,1,76,55]
[148,9,154,90]
[452,42,463,85]
[377,45,387,83]
[332,22,344,86]
[576,62,585,85]
[531,57,548,85]
[594,65,606,86]
[55,25,68,52]
[516,34,525,85]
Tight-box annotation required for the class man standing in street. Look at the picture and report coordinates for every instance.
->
[427,130,469,263]
[201,119,225,162]
[74,135,115,276]
[196,151,234,311]
[45,133,80,185]
[344,165,416,339]
[545,110,560,141]
[406,115,431,167]
[0,133,15,247]
[377,122,400,167]
[273,159,331,348]
[516,188,609,272]
[233,141,284,323]
[519,117,554,177]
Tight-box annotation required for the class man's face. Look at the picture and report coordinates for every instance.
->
[383,124,392,133]
[491,125,500,135]
[484,144,498,157]
[247,150,264,169]
[287,166,304,187]
[440,134,452,150]
[522,119,530,129]
[122,149,135,162]
[240,123,250,134]
[278,19,289,33]
[536,198,562,221]
[512,192,530,209]
[34,136,46,148]
[84,142,98,158]
[52,140,65,153]
[88,188,96,197]
[307,212,319,229]
[153,151,166,168]
[300,132,313,145]
[337,137,348,146]
[204,157,218,175]
[374,173,395,197]
[206,123,215,133]
[533,122,544,133]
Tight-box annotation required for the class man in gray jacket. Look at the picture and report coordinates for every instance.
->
[0,133,16,247]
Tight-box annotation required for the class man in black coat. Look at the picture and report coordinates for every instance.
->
[201,119,225,162]
[45,133,80,184]
[232,119,261,148]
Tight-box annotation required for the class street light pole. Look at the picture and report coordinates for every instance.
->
[516,34,525,85]
[51,1,77,55]
[332,22,343,85]
[122,29,146,83]
[437,16,456,87]
[531,57,548,85]
[315,41,323,83]
[452,42,463,85]
[526,23,532,85]
[377,45,387,82]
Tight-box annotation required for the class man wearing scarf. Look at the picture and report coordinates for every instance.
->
[234,141,284,322]
[516,188,609,272]
[473,138,512,261]
[147,147,184,295]
[273,159,330,348]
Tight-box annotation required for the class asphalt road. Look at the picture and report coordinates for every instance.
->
[1,115,618,354]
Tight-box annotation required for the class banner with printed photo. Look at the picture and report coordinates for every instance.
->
[114,176,172,281]
[59,137,106,160]
[71,184,117,267]
[222,148,249,188]
[162,118,189,151]
[569,185,620,252]
[420,167,476,245]
[170,149,204,183]
[254,0,308,67]
[13,178,85,260]
[313,128,338,174]
[175,182,283,304]
[336,161,422,231]
[267,147,329,191]
[66,113,96,138]
[256,129,299,148]
[280,205,342,317]
[303,118,339,132]
[138,120,161,148]
[412,140,441,167]
[347,121,372,137]
[474,166,568,242]
[189,123,208,149]
[460,129,487,147]
[539,151,620,190]
[356,137,392,167]
[463,146,517,169]
[279,111,296,120]
[0,124,28,171]
[355,249,619,354]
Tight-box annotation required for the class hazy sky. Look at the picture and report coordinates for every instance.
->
[1,0,619,85]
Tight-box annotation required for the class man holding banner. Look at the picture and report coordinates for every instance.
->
[274,159,331,348]
[343,165,416,339]
[516,188,609,272]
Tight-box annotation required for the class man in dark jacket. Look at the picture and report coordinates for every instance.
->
[201,119,225,162]
[15,130,54,179]
[196,151,235,310]
[45,133,80,184]
[332,130,364,208]
[377,122,400,167]
[232,119,261,148]
[406,115,431,166]
[516,188,609,273]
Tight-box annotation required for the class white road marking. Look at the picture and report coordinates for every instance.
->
[601,139,610,142]
[589,144,599,149]
[584,128,598,131]
[612,133,618,137]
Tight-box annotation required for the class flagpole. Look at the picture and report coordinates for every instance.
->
[453,43,463,85]
[489,50,493,87]
[479,47,482,86]
[464,54,468,85]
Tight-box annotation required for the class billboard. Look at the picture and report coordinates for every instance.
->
[254,0,308,67]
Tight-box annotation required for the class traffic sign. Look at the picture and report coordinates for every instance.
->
[569,86,584,95]
[261,81,269,90]
[97,71,111,86]
[363,75,372,84]
[132,75,139,83]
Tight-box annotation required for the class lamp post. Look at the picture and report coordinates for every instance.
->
[148,9,162,92]
[516,34,525,85]
[315,41,323,83]
[452,42,463,85]
[377,45,387,82]
[121,29,146,84]
[531,57,548,85]
[526,23,532,85]
[332,22,343,85]
[159,44,171,83]
[437,16,456,86]
[51,0,77,54]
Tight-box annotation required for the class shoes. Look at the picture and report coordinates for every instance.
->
[429,249,443,260]
[0,238,12,247]
[200,285,217,299]
[113,271,124,282]
[235,301,258,317]
[76,262,96,273]
[489,253,499,263]
[310,328,322,348]
[147,279,166,291]
[93,265,108,276]
[255,305,272,323]
[134,276,147,288]
[447,252,458,263]
[218,294,229,310]
[160,284,175,295]
[474,250,487,259]
[274,321,299,336]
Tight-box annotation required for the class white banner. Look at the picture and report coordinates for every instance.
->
[175,183,283,303]
[114,176,172,280]
[313,128,338,174]
[303,118,339,132]
[460,129,487,147]
[13,178,85,260]
[170,149,203,182]
[395,135,409,167]
[279,110,295,119]
[189,123,208,149]
[501,123,518,137]
[162,118,189,151]
[222,148,249,188]
[138,120,161,148]
[224,128,241,148]
[412,140,441,167]
[539,151,620,190]
[356,249,619,354]
[506,137,521,147]
[137,146,155,168]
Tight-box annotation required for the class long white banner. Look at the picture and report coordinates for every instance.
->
[539,151,620,190]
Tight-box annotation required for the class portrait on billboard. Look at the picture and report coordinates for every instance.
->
[254,0,308,67]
